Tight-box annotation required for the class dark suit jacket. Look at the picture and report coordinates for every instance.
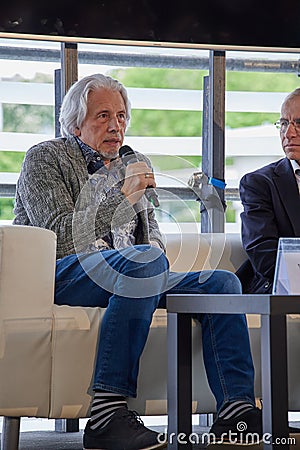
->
[237,157,300,293]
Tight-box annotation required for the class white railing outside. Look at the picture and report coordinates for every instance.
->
[0,41,292,232]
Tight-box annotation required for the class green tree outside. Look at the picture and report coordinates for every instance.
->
[1,67,299,221]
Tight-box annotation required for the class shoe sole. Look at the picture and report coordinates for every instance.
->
[83,442,167,450]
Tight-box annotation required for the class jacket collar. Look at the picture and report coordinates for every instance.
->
[65,135,83,159]
[273,157,300,235]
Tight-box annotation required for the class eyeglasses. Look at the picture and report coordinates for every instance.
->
[274,119,300,133]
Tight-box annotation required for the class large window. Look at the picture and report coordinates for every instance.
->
[0,39,299,232]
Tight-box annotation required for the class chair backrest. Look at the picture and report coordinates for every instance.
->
[165,232,247,272]
[0,225,57,317]
[0,225,56,416]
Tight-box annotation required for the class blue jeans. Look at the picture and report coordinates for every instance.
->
[55,245,255,412]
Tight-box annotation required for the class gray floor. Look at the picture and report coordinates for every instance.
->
[2,422,300,449]
[1,425,209,450]
[5,429,300,450]
[17,430,84,450]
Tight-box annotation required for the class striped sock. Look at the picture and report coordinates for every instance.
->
[218,401,255,420]
[89,390,127,431]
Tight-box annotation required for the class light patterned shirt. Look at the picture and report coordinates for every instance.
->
[76,137,138,251]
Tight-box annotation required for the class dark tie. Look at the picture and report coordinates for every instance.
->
[295,169,300,193]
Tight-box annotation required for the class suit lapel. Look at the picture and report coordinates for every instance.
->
[273,158,300,235]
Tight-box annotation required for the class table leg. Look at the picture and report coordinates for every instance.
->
[1,417,20,450]
[167,312,192,450]
[261,314,290,449]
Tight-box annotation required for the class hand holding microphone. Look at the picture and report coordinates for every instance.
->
[119,145,160,207]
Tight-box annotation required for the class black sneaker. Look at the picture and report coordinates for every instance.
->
[83,407,167,450]
[208,407,262,445]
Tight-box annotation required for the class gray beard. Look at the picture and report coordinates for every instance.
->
[100,150,119,161]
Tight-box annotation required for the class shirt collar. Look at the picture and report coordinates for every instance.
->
[74,136,107,175]
[290,159,300,194]
[75,136,101,164]
[290,159,300,174]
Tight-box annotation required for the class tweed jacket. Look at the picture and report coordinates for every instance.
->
[13,135,165,259]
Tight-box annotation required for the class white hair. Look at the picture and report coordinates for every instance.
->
[59,73,131,137]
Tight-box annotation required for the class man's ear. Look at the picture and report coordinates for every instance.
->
[74,126,81,136]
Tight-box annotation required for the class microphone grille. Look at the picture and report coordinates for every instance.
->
[119,145,134,158]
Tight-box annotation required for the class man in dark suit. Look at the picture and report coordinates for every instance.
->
[237,88,300,294]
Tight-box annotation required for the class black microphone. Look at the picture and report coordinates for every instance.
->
[119,145,160,207]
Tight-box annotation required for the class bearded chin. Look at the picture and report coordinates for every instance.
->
[100,150,119,161]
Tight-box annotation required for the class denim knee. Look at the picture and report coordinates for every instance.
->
[215,270,242,294]
[114,245,170,298]
[198,269,242,294]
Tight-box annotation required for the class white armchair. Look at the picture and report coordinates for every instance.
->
[0,225,103,449]
[0,225,55,417]
[1,224,299,449]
